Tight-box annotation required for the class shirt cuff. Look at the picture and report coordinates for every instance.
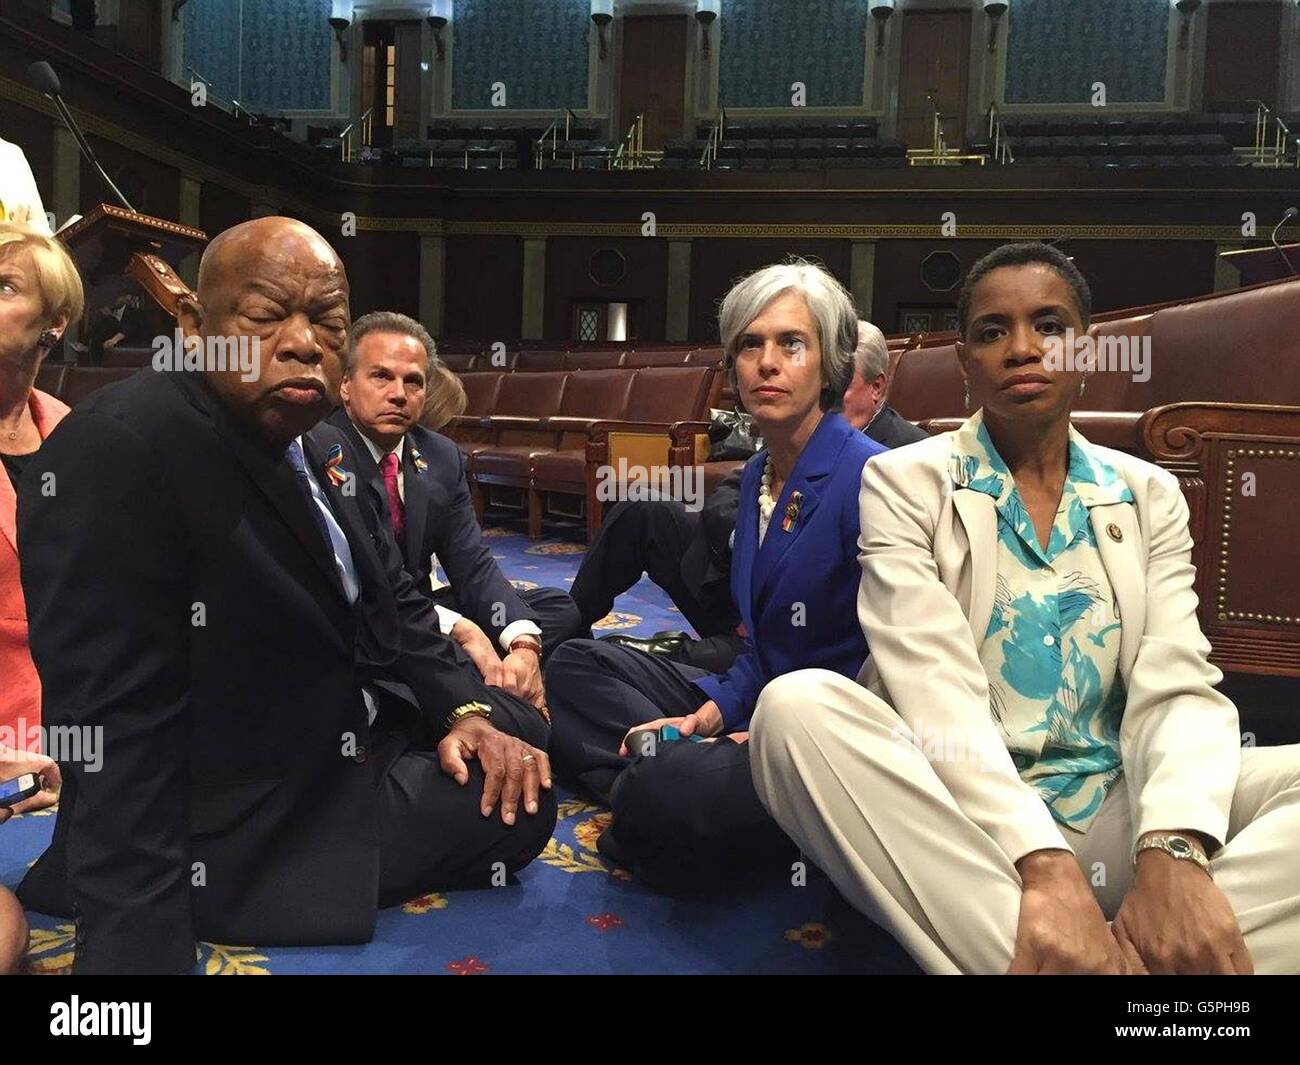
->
[499,619,543,653]
[434,605,463,636]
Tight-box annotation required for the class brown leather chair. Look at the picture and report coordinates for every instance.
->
[448,371,506,461]
[513,350,568,371]
[468,370,569,519]
[531,369,637,536]
[439,352,480,372]
[582,366,718,540]
[60,366,140,407]
[685,348,724,367]
[624,350,691,368]
[564,351,627,370]
[100,344,156,369]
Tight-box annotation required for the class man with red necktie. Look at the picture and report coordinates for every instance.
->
[320,312,581,713]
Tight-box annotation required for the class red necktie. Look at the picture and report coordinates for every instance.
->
[380,451,405,544]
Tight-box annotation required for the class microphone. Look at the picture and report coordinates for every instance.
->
[27,60,137,213]
[1271,207,1298,276]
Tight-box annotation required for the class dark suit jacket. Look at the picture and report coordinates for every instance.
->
[17,369,495,974]
[325,408,537,645]
[694,413,886,729]
[865,403,930,449]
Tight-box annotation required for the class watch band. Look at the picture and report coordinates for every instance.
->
[445,700,493,732]
[509,635,543,656]
[1133,832,1211,873]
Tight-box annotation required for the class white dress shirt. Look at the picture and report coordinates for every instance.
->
[352,421,542,654]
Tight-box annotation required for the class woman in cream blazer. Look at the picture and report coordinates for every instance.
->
[750,243,1300,975]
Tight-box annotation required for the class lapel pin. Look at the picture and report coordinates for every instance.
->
[324,443,349,488]
[410,446,429,472]
[1106,523,1123,543]
[782,491,803,534]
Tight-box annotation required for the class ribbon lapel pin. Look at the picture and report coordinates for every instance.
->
[782,490,803,533]
[324,443,349,488]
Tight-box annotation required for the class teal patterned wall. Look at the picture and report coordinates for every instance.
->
[1005,0,1171,105]
[718,0,868,109]
[183,0,333,112]
[182,0,241,105]
[452,0,590,111]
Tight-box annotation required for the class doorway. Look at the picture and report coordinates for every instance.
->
[898,10,972,150]
[618,15,688,149]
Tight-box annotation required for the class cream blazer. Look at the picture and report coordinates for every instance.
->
[0,138,51,234]
[855,429,1240,866]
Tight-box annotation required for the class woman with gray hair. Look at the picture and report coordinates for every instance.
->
[545,258,886,892]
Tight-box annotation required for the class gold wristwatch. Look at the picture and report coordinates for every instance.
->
[445,700,493,732]
[1132,832,1211,874]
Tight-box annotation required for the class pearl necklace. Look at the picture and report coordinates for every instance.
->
[758,456,777,524]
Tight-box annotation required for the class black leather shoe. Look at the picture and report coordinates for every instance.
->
[598,630,692,659]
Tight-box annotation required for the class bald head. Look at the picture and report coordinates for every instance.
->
[180,216,351,449]
[197,216,345,303]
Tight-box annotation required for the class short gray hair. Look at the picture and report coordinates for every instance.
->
[854,320,889,381]
[346,310,438,378]
[718,258,858,410]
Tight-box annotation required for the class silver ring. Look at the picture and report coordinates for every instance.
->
[521,753,536,762]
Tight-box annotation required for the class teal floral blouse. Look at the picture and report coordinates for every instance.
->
[950,412,1135,831]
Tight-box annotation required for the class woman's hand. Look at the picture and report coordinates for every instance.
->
[1111,844,1251,975]
[618,701,725,756]
[1008,850,1129,974]
[0,745,62,824]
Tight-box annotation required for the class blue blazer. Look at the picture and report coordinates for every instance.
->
[695,412,886,730]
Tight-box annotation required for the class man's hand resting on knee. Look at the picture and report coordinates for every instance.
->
[1008,850,1130,975]
[437,715,552,826]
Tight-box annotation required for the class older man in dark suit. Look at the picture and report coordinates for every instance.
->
[16,217,555,974]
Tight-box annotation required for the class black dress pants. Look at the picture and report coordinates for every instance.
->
[544,639,797,894]
[372,685,557,907]
[569,499,746,671]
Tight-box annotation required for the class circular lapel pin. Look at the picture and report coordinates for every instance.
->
[1106,523,1123,543]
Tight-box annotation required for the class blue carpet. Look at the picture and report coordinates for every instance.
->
[5,514,917,974]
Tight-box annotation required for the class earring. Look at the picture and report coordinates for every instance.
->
[1078,377,1087,398]
[38,330,59,349]
[962,380,970,410]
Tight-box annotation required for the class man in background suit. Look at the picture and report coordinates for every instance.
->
[324,311,581,711]
[17,217,554,974]
[571,319,927,672]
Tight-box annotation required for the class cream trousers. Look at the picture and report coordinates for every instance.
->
[750,669,1300,975]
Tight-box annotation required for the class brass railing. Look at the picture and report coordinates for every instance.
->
[987,101,1014,164]
[340,107,374,162]
[1236,101,1300,168]
[612,113,661,170]
[701,107,727,169]
[907,107,988,167]
[533,108,581,168]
